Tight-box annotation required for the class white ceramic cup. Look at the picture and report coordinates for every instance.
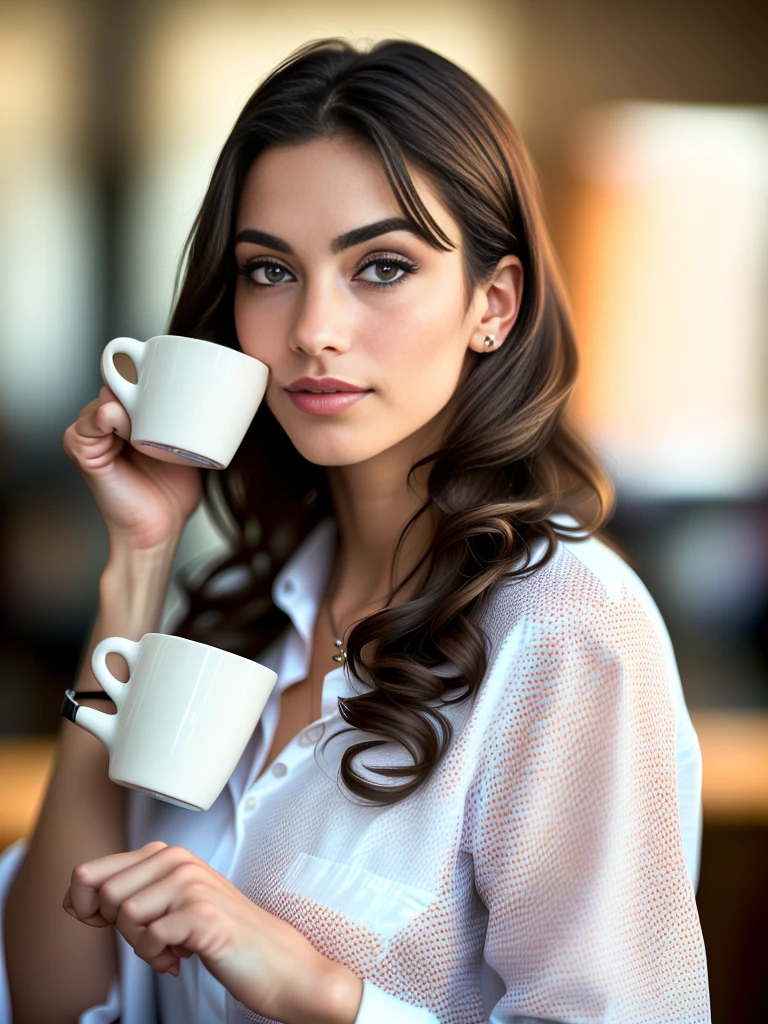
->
[100,334,269,469]
[67,633,278,811]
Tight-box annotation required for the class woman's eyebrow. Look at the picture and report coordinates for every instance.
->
[233,217,426,255]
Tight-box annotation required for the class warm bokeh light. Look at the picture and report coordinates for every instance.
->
[0,4,98,437]
[565,101,768,498]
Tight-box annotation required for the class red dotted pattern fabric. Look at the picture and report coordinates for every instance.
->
[230,539,710,1023]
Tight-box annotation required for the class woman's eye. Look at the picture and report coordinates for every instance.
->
[237,260,295,287]
[356,258,416,288]
[237,255,418,290]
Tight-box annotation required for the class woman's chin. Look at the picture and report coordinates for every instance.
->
[286,430,396,468]
[292,444,373,468]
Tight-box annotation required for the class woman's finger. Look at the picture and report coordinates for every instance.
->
[113,862,208,931]
[67,842,168,923]
[133,903,214,973]
[91,847,197,927]
[105,886,192,975]
[75,397,131,440]
[111,863,203,950]
[76,433,124,468]
[169,945,193,959]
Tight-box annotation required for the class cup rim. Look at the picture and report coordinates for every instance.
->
[144,334,268,367]
[140,631,273,672]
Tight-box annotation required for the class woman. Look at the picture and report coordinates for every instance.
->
[2,38,709,1024]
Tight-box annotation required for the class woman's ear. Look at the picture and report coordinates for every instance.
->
[467,255,523,353]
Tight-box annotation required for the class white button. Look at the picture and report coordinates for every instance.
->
[282,579,295,592]
[272,762,287,777]
[244,797,257,811]
[298,722,326,747]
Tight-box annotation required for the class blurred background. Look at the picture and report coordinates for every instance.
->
[1,0,766,1018]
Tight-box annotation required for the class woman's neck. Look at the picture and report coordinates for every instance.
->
[325,457,438,616]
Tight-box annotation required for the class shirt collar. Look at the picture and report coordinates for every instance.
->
[271,516,338,644]
[271,513,581,639]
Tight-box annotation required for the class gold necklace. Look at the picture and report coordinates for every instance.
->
[304,596,343,730]
[325,573,400,665]
[327,599,348,664]
[324,562,348,664]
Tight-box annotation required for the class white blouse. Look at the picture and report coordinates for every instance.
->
[0,514,710,1023]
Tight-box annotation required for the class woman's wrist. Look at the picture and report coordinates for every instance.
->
[102,538,179,590]
[100,538,181,632]
[104,533,181,575]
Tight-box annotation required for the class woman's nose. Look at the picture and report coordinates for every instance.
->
[289,278,352,356]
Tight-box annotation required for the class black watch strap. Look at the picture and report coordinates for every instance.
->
[61,688,114,724]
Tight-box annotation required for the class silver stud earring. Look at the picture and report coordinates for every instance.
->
[483,334,497,348]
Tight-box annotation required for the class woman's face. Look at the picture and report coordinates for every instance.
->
[233,134,511,467]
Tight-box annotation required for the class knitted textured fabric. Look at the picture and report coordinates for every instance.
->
[228,538,710,1024]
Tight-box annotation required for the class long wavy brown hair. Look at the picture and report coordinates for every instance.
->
[167,37,627,807]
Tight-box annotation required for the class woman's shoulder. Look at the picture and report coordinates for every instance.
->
[481,514,693,733]
[489,512,662,637]
[479,513,686,711]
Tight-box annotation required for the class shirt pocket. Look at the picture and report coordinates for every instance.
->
[279,851,437,946]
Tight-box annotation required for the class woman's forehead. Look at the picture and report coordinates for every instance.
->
[235,137,458,248]
[240,138,396,208]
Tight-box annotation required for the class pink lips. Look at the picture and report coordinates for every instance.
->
[287,391,371,415]
[285,376,372,416]
[287,376,367,392]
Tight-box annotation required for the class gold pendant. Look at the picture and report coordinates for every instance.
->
[332,639,347,663]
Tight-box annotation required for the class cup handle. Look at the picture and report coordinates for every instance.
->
[60,690,117,751]
[100,338,148,418]
[63,636,140,753]
[91,636,140,710]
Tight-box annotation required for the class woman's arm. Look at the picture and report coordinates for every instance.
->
[4,541,179,1024]
[469,596,711,1023]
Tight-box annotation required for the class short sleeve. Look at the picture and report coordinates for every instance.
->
[466,592,711,1023]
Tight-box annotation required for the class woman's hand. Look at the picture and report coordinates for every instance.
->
[63,385,203,551]
[63,842,364,1024]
